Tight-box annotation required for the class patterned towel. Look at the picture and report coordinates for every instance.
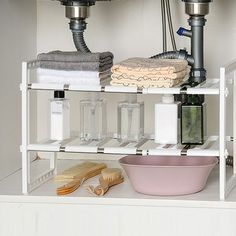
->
[110,58,188,88]
[111,58,188,75]
[111,69,188,81]
[110,78,184,88]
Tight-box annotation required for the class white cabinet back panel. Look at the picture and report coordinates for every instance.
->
[37,0,236,145]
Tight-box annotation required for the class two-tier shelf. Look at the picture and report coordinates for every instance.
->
[21,59,236,200]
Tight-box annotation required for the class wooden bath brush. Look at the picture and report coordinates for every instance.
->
[56,163,107,196]
[86,168,124,196]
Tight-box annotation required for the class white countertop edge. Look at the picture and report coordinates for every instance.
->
[0,195,236,209]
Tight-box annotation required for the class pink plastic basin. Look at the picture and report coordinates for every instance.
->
[119,155,218,196]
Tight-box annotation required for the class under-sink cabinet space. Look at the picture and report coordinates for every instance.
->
[21,59,236,201]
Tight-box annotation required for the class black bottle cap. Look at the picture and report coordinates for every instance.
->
[54,91,65,99]
[182,0,211,3]
[187,95,202,105]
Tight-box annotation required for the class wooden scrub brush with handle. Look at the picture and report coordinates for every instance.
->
[86,168,124,196]
[57,163,107,196]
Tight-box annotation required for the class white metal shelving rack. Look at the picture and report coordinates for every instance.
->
[21,59,236,200]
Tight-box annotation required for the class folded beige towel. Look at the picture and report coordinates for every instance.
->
[111,78,183,88]
[111,69,188,81]
[111,58,188,75]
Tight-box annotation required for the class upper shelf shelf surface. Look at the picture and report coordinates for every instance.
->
[26,78,220,95]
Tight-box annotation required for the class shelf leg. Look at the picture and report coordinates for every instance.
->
[22,150,29,194]
[22,62,29,194]
[50,152,57,175]
[219,67,226,200]
[234,72,236,174]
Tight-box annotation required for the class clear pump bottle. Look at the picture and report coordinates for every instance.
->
[50,91,70,141]
[80,92,107,141]
[117,94,144,142]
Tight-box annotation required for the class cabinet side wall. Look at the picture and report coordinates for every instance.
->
[0,0,37,179]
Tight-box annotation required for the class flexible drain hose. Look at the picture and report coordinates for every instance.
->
[70,19,91,53]
[151,50,194,66]
[151,51,179,59]
[72,30,91,53]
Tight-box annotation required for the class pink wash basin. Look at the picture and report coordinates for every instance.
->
[119,155,218,196]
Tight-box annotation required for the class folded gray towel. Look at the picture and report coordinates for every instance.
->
[37,61,113,72]
[37,51,114,63]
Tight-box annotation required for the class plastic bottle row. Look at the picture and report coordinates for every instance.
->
[50,91,206,145]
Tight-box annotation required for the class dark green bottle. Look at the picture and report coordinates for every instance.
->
[181,95,206,145]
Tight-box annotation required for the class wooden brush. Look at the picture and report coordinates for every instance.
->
[54,162,99,182]
[86,168,124,196]
[57,163,107,196]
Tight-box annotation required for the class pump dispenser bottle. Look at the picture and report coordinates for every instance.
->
[155,94,179,144]
[50,91,70,141]
[80,92,107,141]
[117,94,144,142]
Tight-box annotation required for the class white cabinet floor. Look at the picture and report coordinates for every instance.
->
[0,159,236,206]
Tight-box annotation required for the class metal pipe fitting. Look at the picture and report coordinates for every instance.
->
[185,2,209,16]
[189,16,206,83]
[181,0,212,84]
[55,0,114,52]
[182,0,212,16]
[57,1,94,52]
[59,0,96,7]
[65,5,90,19]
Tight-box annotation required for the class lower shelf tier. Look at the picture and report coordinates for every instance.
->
[26,135,219,157]
[1,159,236,207]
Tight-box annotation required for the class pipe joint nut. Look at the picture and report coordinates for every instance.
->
[190,68,206,78]
[188,17,206,26]
[70,19,87,31]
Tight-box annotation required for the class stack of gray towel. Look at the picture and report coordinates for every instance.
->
[37,51,114,85]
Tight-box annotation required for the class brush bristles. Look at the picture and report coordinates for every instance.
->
[55,162,102,181]
[101,168,122,182]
